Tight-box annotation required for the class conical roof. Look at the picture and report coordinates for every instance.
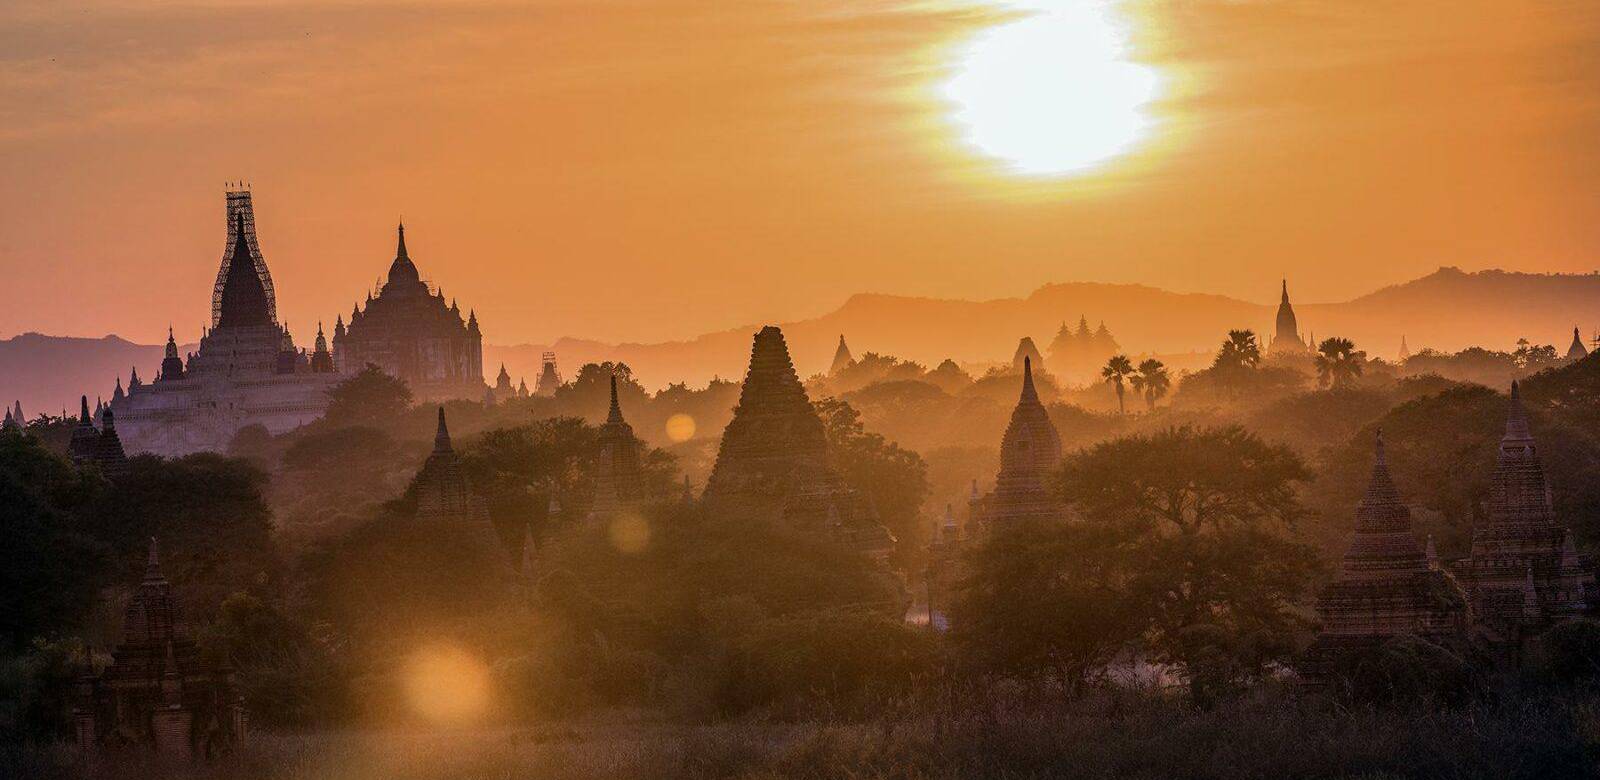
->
[1568,327,1589,360]
[383,221,424,294]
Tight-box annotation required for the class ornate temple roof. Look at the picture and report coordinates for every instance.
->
[411,407,489,525]
[216,212,274,329]
[381,222,424,296]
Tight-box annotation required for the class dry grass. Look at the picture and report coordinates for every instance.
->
[13,685,1600,780]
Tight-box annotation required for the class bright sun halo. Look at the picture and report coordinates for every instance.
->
[943,1,1161,178]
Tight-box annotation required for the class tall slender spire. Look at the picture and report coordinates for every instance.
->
[1019,356,1038,403]
[607,374,624,424]
[1281,278,1289,304]
[433,406,452,454]
[396,220,408,259]
[216,211,273,328]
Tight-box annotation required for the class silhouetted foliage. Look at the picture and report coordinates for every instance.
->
[324,365,413,427]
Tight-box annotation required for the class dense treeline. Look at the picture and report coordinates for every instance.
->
[6,336,1600,776]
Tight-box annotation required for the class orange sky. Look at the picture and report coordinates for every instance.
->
[2,0,1598,347]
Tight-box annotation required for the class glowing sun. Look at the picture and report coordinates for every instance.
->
[943,1,1162,177]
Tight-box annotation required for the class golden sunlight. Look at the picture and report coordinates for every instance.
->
[403,644,491,725]
[942,0,1162,177]
[665,413,697,443]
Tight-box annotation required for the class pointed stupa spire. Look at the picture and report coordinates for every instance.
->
[1019,356,1038,403]
[607,374,624,424]
[1504,380,1531,443]
[79,395,92,425]
[1568,326,1589,360]
[144,537,164,582]
[1281,278,1290,303]
[396,220,408,258]
[433,406,452,454]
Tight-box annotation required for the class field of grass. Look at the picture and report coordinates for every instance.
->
[10,684,1600,779]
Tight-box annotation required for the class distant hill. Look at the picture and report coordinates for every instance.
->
[489,268,1600,391]
[9,268,1599,415]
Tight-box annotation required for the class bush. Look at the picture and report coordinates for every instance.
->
[1331,634,1477,704]
[1538,619,1600,683]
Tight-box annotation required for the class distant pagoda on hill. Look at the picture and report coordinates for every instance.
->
[829,335,854,375]
[705,326,892,559]
[1270,279,1309,353]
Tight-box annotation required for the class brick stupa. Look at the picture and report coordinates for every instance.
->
[705,326,892,558]
[1303,431,1470,680]
[973,357,1064,529]
[73,540,245,759]
[1453,382,1595,654]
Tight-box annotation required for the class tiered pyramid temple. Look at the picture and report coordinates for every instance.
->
[970,357,1065,530]
[705,326,893,559]
[73,540,245,759]
[332,223,486,402]
[1303,432,1470,679]
[109,190,341,456]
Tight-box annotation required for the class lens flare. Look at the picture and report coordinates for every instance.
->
[608,512,651,555]
[403,644,490,725]
[942,0,1162,177]
[665,413,697,442]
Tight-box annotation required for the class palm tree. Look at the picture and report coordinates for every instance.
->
[1214,329,1262,370]
[1102,354,1135,415]
[1131,358,1171,410]
[1314,337,1366,389]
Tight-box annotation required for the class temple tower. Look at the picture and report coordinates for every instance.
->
[73,539,245,758]
[1272,279,1308,353]
[411,407,490,527]
[1567,327,1588,361]
[534,352,562,397]
[1455,382,1595,654]
[829,335,854,375]
[588,375,644,522]
[213,188,277,327]
[706,326,892,557]
[1303,432,1470,680]
[1011,337,1044,374]
[977,357,1064,528]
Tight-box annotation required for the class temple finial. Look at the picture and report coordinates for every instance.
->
[1020,356,1037,402]
[79,395,91,425]
[396,220,408,258]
